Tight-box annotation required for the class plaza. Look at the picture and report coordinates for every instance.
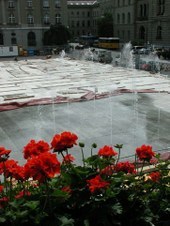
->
[0,55,170,163]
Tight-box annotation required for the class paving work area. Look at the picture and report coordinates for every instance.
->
[0,56,170,163]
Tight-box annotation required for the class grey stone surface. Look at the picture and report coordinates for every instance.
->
[0,92,169,164]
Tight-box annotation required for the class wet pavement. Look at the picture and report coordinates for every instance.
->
[0,56,170,164]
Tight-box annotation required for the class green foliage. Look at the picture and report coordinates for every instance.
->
[43,24,71,45]
[0,139,169,226]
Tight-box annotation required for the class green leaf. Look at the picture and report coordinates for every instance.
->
[58,216,75,226]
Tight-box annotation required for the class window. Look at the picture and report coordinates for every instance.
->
[127,12,131,23]
[76,21,79,27]
[71,21,74,28]
[8,0,15,8]
[43,14,50,24]
[0,33,4,45]
[139,26,145,40]
[140,5,143,17]
[27,14,34,24]
[127,30,130,40]
[55,14,61,24]
[9,14,15,24]
[122,13,125,24]
[27,0,32,8]
[117,14,120,24]
[156,26,162,39]
[122,30,125,40]
[43,0,49,8]
[144,4,147,17]
[27,31,36,46]
[11,32,16,44]
[157,0,165,15]
[82,21,85,27]
[11,37,17,44]
[55,0,60,8]
[9,46,13,52]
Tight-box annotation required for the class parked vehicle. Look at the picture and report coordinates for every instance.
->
[98,37,120,50]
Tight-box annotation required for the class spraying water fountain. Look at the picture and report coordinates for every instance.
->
[60,49,66,58]
[0,43,169,162]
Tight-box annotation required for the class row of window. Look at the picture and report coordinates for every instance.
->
[139,4,148,18]
[157,0,165,15]
[0,31,36,46]
[117,12,131,24]
[117,0,131,7]
[7,0,61,9]
[70,11,91,17]
[117,25,162,41]
[71,20,91,28]
[7,13,61,24]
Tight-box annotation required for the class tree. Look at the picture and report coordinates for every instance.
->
[97,13,113,37]
[43,24,71,45]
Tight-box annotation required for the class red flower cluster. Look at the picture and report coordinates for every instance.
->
[62,186,72,194]
[98,145,117,157]
[87,175,110,193]
[23,140,50,159]
[136,145,155,161]
[51,131,78,152]
[15,190,31,199]
[148,171,161,182]
[100,165,115,176]
[0,185,4,193]
[0,159,25,181]
[24,152,60,183]
[0,147,11,161]
[114,161,136,174]
[62,154,75,164]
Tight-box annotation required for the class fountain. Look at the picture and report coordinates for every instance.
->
[0,44,169,163]
[60,49,66,58]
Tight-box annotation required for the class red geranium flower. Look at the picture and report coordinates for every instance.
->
[0,185,4,193]
[114,161,136,174]
[100,165,115,176]
[23,140,50,159]
[15,190,31,199]
[51,131,78,152]
[0,159,18,177]
[24,152,60,183]
[62,154,75,164]
[11,165,25,181]
[0,147,11,161]
[148,171,161,182]
[136,145,155,161]
[87,175,110,193]
[98,145,117,157]
[61,186,72,194]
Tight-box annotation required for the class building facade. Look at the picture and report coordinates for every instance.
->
[114,0,135,44]
[148,0,170,48]
[0,0,170,51]
[0,0,68,51]
[67,0,99,39]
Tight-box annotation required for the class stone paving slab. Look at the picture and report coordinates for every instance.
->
[0,56,169,110]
